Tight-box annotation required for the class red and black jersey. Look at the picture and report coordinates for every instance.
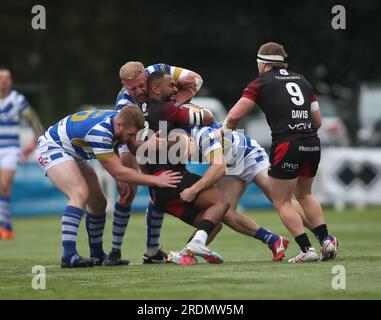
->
[242,68,318,144]
[143,98,190,174]
[144,98,190,132]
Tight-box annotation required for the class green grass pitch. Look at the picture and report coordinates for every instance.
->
[1,207,381,300]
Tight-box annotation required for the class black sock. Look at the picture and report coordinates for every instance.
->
[295,233,312,253]
[198,219,216,236]
[312,224,329,246]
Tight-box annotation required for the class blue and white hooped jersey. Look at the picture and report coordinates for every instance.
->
[190,122,265,166]
[45,109,118,160]
[115,63,188,112]
[0,90,30,148]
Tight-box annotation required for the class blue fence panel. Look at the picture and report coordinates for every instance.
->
[12,162,67,216]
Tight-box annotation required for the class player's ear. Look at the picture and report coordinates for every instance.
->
[114,118,122,133]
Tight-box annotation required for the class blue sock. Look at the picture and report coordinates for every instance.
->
[112,203,131,250]
[146,201,164,256]
[86,212,106,258]
[0,195,12,231]
[62,205,83,258]
[254,227,279,246]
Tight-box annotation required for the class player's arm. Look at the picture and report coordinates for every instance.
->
[166,101,214,126]
[224,79,260,129]
[22,106,44,139]
[224,97,256,130]
[20,106,45,158]
[147,63,203,104]
[97,153,182,188]
[311,94,322,130]
[174,68,203,104]
[120,151,139,170]
[180,147,227,203]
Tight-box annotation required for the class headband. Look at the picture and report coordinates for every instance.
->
[257,54,285,63]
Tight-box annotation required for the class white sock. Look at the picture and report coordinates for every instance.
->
[192,230,208,245]
[146,246,158,257]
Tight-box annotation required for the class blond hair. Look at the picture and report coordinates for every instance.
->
[258,42,288,69]
[119,61,145,81]
[117,105,145,130]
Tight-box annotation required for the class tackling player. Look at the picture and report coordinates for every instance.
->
[104,61,204,266]
[0,67,44,239]
[166,122,289,263]
[35,106,182,268]
[223,42,338,263]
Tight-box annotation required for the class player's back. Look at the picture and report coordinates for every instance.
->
[254,68,317,143]
[191,123,261,165]
[47,109,117,159]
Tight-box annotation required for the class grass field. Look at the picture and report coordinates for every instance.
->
[1,207,381,300]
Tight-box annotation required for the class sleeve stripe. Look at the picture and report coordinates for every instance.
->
[87,142,113,149]
[173,67,183,80]
[95,152,115,160]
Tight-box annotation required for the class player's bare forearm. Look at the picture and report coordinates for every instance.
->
[25,107,44,139]
[100,154,182,188]
[225,97,256,129]
[187,164,226,200]
[175,71,203,104]
[120,152,139,170]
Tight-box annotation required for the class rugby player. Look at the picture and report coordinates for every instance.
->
[223,42,338,263]
[167,122,291,263]
[137,71,228,264]
[35,106,182,268]
[104,62,203,266]
[0,67,44,239]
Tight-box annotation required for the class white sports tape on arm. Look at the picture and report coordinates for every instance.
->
[189,108,203,126]
[195,78,203,92]
[311,101,320,112]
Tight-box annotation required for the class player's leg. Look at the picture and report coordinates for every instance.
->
[142,200,168,264]
[254,168,314,229]
[218,174,288,261]
[46,160,93,268]
[182,185,230,264]
[217,178,260,236]
[0,169,17,239]
[295,176,338,261]
[154,171,229,264]
[269,176,319,263]
[80,162,109,265]
[0,147,20,239]
[104,150,137,265]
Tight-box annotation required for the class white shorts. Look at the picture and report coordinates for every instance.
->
[0,147,21,170]
[224,148,269,184]
[36,135,87,175]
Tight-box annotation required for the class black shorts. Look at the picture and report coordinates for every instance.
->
[149,170,202,225]
[269,136,321,180]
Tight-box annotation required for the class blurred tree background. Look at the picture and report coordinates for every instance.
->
[1,0,380,142]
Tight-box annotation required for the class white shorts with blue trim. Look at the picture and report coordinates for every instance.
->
[0,146,21,170]
[224,144,269,184]
[36,134,87,175]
